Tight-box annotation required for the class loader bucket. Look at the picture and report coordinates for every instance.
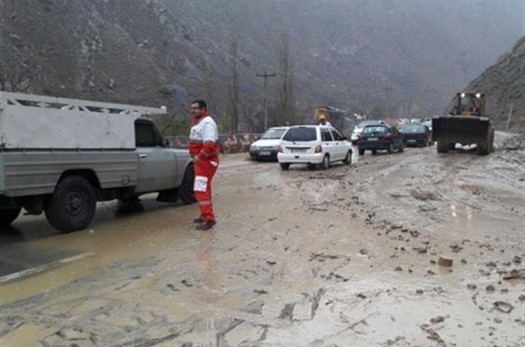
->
[432,116,494,155]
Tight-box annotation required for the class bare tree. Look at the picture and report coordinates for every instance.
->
[0,59,31,92]
[276,33,296,125]
[227,37,240,133]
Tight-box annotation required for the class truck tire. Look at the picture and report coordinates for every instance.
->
[178,165,196,205]
[45,175,96,233]
[0,206,22,227]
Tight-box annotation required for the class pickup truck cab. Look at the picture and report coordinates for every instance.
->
[0,92,195,232]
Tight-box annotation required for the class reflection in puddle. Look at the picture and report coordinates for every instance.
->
[448,203,475,235]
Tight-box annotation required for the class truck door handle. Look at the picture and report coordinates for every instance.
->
[139,154,147,159]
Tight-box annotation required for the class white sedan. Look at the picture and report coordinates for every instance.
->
[277,125,353,170]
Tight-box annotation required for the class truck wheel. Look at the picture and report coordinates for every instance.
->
[45,175,96,233]
[0,206,22,227]
[179,165,196,205]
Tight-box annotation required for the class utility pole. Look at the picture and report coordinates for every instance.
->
[256,71,276,130]
[506,103,514,130]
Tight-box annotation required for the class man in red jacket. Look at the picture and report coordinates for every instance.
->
[188,100,220,230]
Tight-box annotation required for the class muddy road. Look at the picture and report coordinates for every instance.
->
[1,135,524,347]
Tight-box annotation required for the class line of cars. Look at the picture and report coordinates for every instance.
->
[250,125,352,170]
[249,119,433,170]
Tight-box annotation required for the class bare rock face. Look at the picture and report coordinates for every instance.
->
[467,36,525,131]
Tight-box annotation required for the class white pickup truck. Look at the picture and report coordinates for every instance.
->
[0,92,195,232]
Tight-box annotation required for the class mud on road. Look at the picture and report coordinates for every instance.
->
[0,134,524,347]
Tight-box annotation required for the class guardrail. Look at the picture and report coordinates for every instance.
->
[167,133,261,154]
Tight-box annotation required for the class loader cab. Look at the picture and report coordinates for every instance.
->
[453,92,485,117]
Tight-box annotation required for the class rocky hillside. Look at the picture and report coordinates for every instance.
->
[0,0,523,132]
[465,36,525,131]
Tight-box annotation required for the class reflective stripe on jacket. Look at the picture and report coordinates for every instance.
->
[189,115,220,160]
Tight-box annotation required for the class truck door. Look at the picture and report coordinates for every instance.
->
[134,120,177,193]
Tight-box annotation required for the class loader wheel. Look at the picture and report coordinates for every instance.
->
[437,141,448,153]
[0,206,22,227]
[478,141,489,156]
[179,165,196,205]
[45,175,96,233]
[488,128,495,153]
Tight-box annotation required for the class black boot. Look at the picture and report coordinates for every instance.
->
[196,220,216,230]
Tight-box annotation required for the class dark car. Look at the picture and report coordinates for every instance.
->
[400,123,432,147]
[357,124,404,155]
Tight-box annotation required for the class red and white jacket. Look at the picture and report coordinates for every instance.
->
[189,115,220,162]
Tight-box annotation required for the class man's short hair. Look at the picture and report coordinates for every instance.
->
[191,99,207,110]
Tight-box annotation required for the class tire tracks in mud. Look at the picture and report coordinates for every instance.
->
[1,150,524,346]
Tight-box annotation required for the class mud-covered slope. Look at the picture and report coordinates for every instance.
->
[466,36,525,131]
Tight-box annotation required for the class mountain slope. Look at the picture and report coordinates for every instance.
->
[0,0,523,131]
[466,36,525,131]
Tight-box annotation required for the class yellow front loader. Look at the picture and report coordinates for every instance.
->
[432,92,495,155]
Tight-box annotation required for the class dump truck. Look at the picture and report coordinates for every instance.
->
[314,106,346,130]
[432,92,495,155]
[0,92,195,232]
